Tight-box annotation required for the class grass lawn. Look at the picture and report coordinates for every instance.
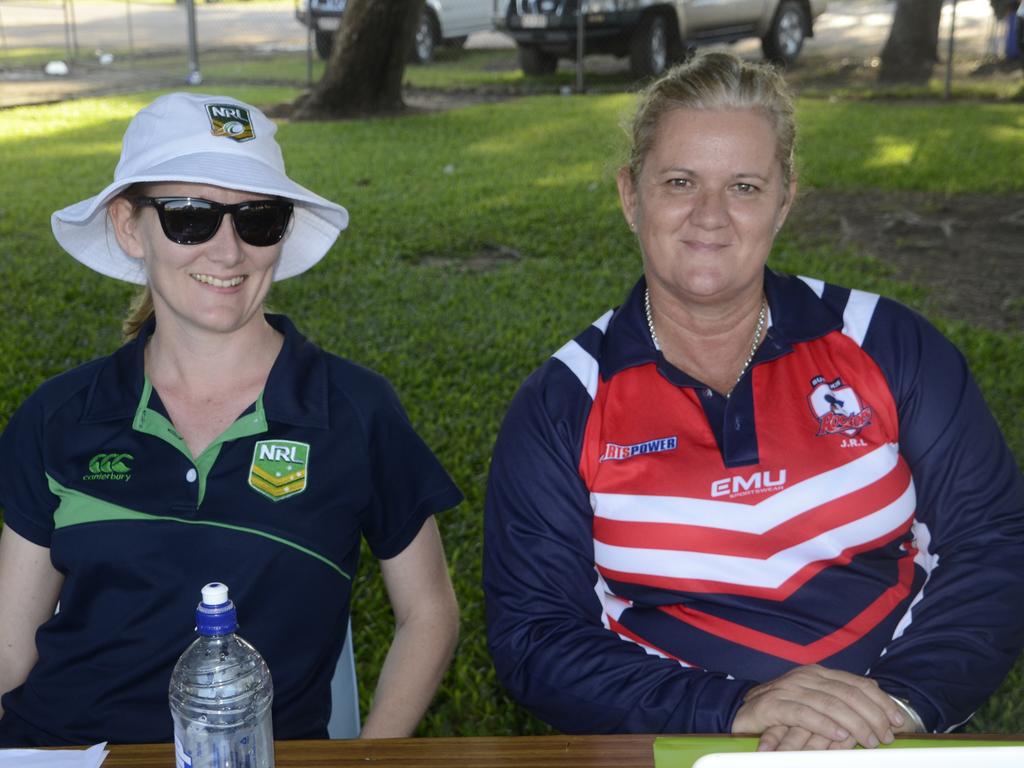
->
[0,84,1021,737]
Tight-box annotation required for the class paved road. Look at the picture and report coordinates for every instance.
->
[0,0,311,53]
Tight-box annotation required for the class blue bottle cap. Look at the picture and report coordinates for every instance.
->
[195,581,238,636]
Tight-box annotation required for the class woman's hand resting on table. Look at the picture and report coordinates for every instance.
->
[731,665,909,751]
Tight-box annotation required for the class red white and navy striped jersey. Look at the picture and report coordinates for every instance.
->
[484,269,1024,735]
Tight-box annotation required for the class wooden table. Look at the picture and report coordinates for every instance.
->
[102,735,657,767]
[98,733,1024,768]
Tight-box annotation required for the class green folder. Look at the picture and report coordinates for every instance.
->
[653,736,1024,768]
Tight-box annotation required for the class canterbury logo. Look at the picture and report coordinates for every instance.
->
[89,453,133,473]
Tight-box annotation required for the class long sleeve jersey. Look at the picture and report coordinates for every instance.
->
[484,269,1024,735]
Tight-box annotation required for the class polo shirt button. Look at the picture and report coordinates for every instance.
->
[703,388,713,399]
[186,468,198,483]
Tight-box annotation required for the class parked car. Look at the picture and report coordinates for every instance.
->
[496,0,828,77]
[296,0,494,61]
[1018,1,1023,73]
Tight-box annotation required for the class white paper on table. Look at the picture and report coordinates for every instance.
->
[0,742,108,767]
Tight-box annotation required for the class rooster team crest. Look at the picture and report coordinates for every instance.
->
[249,440,309,501]
[807,376,873,437]
[206,103,255,142]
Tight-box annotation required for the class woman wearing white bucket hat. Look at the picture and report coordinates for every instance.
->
[0,93,462,746]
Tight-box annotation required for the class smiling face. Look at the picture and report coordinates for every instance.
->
[618,107,797,308]
[109,182,284,338]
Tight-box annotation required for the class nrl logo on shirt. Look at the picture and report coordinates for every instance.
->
[83,452,133,482]
[206,103,255,142]
[249,440,309,501]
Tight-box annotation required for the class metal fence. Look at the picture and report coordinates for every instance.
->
[0,0,315,93]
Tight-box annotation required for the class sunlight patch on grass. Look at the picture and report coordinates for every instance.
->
[796,100,1024,193]
[0,97,147,141]
[988,122,1024,142]
[468,119,590,156]
[863,138,917,170]
[532,161,606,188]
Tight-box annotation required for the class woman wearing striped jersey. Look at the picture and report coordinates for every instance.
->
[484,52,1024,751]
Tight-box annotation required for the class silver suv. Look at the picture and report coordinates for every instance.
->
[297,0,494,61]
[497,0,828,76]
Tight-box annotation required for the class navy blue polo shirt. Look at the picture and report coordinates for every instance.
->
[0,314,462,747]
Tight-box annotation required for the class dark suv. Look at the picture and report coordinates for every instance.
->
[497,0,827,77]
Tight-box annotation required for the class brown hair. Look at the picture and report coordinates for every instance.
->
[626,52,797,186]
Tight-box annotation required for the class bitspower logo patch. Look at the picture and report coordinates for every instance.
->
[84,452,133,482]
[249,440,309,502]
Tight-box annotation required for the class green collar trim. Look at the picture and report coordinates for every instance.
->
[132,379,269,506]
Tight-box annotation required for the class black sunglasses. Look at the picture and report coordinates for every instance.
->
[133,196,294,247]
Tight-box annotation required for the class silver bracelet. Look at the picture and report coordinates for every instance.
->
[887,693,926,733]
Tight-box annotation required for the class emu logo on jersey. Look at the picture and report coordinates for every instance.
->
[600,436,677,462]
[808,376,873,437]
[206,104,255,142]
[711,469,787,498]
[249,440,309,501]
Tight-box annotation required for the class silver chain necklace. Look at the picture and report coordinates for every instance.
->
[644,287,767,398]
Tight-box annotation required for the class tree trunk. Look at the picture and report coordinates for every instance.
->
[293,0,424,120]
[878,0,945,83]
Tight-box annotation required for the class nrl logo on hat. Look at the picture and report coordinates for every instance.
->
[249,440,309,501]
[206,103,255,142]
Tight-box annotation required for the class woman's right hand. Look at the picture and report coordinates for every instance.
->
[731,664,904,751]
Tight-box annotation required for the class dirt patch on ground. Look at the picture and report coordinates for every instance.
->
[789,190,1024,331]
[418,243,523,272]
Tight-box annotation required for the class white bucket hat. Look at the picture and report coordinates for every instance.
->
[51,92,348,285]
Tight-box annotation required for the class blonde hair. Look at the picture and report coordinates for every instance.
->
[122,285,154,342]
[114,183,156,342]
[626,52,796,185]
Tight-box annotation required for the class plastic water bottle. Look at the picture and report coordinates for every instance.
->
[169,582,275,768]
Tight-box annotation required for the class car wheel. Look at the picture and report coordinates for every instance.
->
[518,45,558,76]
[630,14,671,78]
[409,10,439,64]
[762,0,808,65]
[315,29,334,60]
